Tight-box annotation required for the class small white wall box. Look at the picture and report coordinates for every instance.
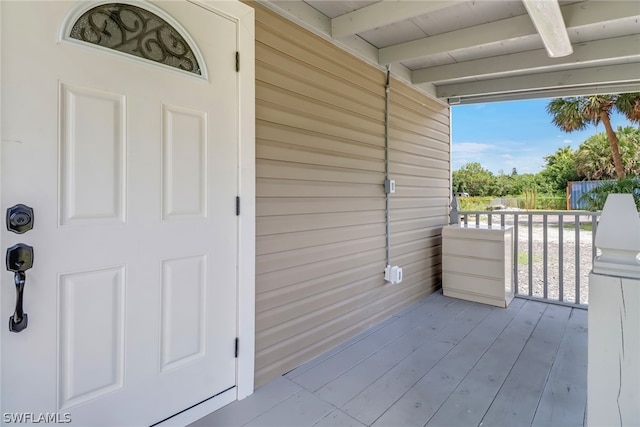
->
[384,265,403,284]
[384,179,395,194]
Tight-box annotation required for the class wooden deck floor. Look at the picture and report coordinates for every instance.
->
[191,291,587,427]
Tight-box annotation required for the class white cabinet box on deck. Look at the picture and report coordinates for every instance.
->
[442,224,514,307]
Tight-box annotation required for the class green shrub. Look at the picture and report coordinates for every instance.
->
[457,196,493,211]
[535,195,566,210]
[455,194,567,211]
[579,178,640,211]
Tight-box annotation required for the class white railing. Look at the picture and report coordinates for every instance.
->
[457,210,600,308]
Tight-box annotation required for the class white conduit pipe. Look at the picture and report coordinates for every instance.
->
[383,68,402,284]
[384,67,391,267]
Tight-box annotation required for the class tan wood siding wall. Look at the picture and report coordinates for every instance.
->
[250,3,450,387]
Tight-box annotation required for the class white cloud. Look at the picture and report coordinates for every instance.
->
[563,139,572,143]
[452,142,495,153]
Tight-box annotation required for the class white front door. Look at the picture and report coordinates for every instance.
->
[1,1,240,425]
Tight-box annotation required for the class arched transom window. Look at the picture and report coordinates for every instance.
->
[68,3,202,76]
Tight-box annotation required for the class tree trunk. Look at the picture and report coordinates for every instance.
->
[600,111,625,179]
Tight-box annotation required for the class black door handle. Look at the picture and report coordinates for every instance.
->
[6,244,33,333]
[10,271,27,332]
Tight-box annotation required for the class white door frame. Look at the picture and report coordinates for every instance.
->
[0,1,255,424]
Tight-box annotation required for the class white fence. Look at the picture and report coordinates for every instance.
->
[457,210,600,307]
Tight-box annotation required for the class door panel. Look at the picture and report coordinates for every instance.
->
[59,267,126,409]
[162,105,208,220]
[1,1,239,424]
[59,84,127,225]
[160,255,207,370]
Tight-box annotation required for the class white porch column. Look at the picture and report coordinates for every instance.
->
[588,194,640,427]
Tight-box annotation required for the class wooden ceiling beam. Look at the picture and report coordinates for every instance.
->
[413,35,640,84]
[379,1,639,65]
[330,1,461,39]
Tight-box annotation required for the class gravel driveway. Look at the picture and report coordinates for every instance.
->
[514,223,594,304]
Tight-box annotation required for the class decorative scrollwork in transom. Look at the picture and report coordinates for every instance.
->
[69,3,201,75]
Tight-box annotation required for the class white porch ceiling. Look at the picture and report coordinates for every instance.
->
[258,0,640,104]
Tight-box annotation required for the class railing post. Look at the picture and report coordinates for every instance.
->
[449,196,460,225]
[588,194,640,426]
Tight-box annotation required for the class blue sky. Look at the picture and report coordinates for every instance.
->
[451,98,636,175]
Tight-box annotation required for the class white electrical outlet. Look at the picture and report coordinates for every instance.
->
[384,265,403,284]
[389,180,395,193]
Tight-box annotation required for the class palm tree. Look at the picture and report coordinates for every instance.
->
[546,93,640,179]
[573,126,640,180]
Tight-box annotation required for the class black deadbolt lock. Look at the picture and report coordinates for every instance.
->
[6,204,34,234]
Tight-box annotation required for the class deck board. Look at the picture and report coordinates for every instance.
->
[480,304,572,426]
[315,296,474,407]
[243,390,334,427]
[425,299,544,426]
[341,303,493,425]
[373,298,526,426]
[290,293,455,392]
[190,292,588,427]
[531,308,588,427]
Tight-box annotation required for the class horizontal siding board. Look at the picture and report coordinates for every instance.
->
[256,54,383,119]
[250,3,450,387]
[393,238,442,259]
[256,288,390,368]
[258,210,384,235]
[389,150,450,170]
[391,207,447,222]
[257,140,384,172]
[254,310,384,386]
[390,78,449,119]
[391,125,449,148]
[392,174,449,189]
[254,16,384,93]
[396,267,442,292]
[257,197,384,216]
[390,99,450,134]
[395,248,443,270]
[391,123,450,146]
[258,159,383,185]
[391,197,450,210]
[390,134,451,161]
[257,235,386,274]
[391,112,449,140]
[390,162,450,178]
[257,100,382,147]
[257,223,383,255]
[257,83,384,136]
[257,178,383,198]
[390,216,448,234]
[258,121,384,157]
[393,226,444,245]
[256,272,384,332]
[257,260,384,313]
[256,278,387,351]
[257,248,387,294]
[392,185,451,198]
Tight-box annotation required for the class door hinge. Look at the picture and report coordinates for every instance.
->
[235,337,239,358]
[236,196,240,216]
[235,52,240,72]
